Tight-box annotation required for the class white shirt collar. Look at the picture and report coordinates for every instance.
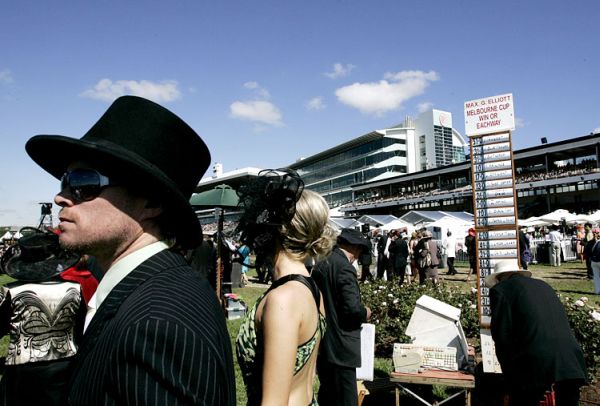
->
[90,240,169,311]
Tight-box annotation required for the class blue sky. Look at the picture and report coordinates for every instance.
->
[1,0,599,227]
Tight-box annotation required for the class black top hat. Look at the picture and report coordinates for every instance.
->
[25,96,211,248]
[337,228,370,251]
[1,228,80,282]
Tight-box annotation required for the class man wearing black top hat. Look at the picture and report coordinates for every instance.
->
[312,228,372,406]
[25,96,235,405]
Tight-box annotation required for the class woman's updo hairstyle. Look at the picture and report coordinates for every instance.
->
[280,189,335,262]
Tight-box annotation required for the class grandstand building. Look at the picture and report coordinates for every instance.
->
[194,119,599,222]
[341,132,600,219]
[288,109,467,207]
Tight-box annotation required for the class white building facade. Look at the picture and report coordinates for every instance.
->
[289,109,467,207]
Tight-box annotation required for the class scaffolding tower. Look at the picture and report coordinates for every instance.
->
[38,202,53,230]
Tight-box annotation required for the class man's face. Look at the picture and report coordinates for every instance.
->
[54,162,151,259]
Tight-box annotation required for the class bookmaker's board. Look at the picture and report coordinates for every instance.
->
[464,93,520,327]
[470,131,519,326]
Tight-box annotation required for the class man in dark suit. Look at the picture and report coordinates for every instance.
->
[188,234,217,288]
[358,237,373,282]
[374,228,389,279]
[389,232,409,284]
[485,260,587,406]
[25,96,236,405]
[312,228,371,406]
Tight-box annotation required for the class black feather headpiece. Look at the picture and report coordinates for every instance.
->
[235,169,304,258]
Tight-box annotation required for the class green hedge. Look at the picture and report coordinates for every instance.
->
[561,295,600,381]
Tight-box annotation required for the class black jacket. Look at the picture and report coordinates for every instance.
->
[68,250,236,405]
[388,238,409,269]
[518,230,530,255]
[312,247,368,368]
[465,235,476,258]
[490,275,587,391]
[376,234,388,258]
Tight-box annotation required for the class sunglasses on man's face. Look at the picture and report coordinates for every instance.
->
[60,169,118,203]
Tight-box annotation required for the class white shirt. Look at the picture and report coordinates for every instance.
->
[443,235,457,258]
[384,236,392,258]
[84,241,169,332]
[549,230,562,243]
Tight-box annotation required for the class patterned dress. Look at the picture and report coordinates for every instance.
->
[236,274,325,406]
[0,279,85,405]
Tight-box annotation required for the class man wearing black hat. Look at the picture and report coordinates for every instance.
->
[312,228,372,406]
[25,96,235,405]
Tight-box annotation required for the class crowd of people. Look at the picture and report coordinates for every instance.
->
[345,187,458,208]
[0,95,593,406]
[516,159,599,183]
[356,226,478,286]
[341,161,598,210]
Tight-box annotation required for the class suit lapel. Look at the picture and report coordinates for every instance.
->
[76,250,173,361]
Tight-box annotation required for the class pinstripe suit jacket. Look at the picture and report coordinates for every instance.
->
[68,249,236,405]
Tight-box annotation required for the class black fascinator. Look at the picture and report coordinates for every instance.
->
[236,169,304,257]
[1,227,80,282]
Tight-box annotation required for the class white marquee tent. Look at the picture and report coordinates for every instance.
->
[424,216,473,241]
[380,219,413,232]
[519,209,600,227]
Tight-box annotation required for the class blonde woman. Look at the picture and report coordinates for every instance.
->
[236,169,336,406]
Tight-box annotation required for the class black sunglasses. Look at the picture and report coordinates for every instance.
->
[60,169,118,203]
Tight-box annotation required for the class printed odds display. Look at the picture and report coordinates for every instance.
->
[470,130,519,325]
[465,93,520,328]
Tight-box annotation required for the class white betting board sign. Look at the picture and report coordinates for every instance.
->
[480,329,502,373]
[464,93,515,136]
[356,323,375,381]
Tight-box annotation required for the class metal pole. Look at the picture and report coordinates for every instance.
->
[216,208,224,302]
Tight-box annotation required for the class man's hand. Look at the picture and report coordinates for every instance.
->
[365,306,372,321]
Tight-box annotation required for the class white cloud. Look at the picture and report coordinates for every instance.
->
[417,102,433,113]
[243,81,270,99]
[515,117,527,128]
[325,63,355,79]
[335,70,439,116]
[243,81,259,90]
[592,127,600,134]
[80,79,181,103]
[0,69,13,84]
[230,100,283,126]
[306,97,326,111]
